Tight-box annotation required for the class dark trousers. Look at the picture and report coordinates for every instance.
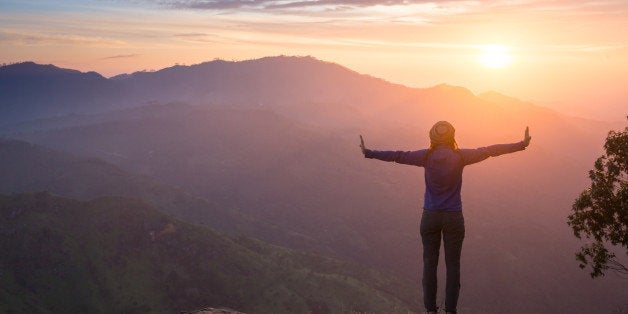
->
[420,210,465,312]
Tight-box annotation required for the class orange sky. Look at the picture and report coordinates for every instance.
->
[1,0,627,120]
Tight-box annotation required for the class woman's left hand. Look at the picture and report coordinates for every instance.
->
[359,135,367,154]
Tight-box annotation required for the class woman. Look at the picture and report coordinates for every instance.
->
[359,121,531,314]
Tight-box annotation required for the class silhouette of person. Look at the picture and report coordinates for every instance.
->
[360,121,531,314]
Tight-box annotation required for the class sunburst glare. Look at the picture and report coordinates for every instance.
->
[477,45,513,69]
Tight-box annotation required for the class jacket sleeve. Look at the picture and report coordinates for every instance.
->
[364,149,429,167]
[459,141,526,166]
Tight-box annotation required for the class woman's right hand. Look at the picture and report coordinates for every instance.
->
[523,127,532,147]
[359,135,366,154]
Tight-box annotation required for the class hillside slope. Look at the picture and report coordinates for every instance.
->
[0,139,328,253]
[0,192,418,313]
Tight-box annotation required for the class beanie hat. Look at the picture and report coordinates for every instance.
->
[430,121,456,145]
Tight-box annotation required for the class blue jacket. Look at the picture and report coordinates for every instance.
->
[364,142,526,211]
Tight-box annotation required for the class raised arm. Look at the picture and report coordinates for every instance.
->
[359,135,428,166]
[460,127,531,166]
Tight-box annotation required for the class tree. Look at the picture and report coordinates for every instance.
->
[568,122,627,278]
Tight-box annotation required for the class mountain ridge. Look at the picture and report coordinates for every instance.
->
[0,61,104,77]
[3,56,604,126]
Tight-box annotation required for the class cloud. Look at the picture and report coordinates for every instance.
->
[166,0,265,10]
[173,32,209,37]
[153,0,628,16]
[543,43,626,53]
[102,54,141,59]
[160,0,476,11]
[0,30,126,47]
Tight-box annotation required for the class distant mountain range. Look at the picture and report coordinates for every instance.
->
[1,56,625,313]
[0,57,400,124]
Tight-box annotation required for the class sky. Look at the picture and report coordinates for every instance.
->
[1,0,627,120]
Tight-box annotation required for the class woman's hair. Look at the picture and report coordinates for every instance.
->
[429,121,458,150]
[429,140,458,150]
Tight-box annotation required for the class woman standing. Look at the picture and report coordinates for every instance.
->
[360,121,531,314]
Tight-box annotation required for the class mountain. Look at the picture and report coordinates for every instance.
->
[2,56,626,313]
[0,139,327,252]
[0,56,403,125]
[0,62,123,124]
[0,192,417,313]
[10,104,421,273]
[110,56,405,106]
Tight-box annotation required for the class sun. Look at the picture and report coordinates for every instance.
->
[477,45,513,69]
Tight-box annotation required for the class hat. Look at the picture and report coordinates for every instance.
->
[430,121,455,145]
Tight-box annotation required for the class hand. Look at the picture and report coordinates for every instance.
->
[359,135,366,155]
[523,126,532,147]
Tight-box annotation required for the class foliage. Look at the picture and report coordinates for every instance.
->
[568,123,628,278]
